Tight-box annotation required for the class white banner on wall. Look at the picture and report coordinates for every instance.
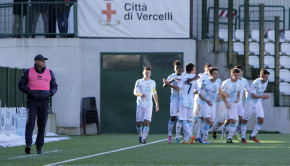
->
[78,0,190,38]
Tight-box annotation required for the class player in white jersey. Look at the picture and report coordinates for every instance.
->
[222,65,250,142]
[134,67,159,144]
[163,60,182,143]
[233,65,249,141]
[213,68,241,143]
[198,67,221,144]
[164,63,199,144]
[193,63,212,143]
[240,69,270,143]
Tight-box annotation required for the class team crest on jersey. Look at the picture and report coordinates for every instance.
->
[201,83,206,89]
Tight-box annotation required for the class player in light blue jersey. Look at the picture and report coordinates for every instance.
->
[233,65,249,141]
[193,63,212,143]
[164,63,199,144]
[213,68,241,143]
[198,67,221,144]
[163,60,182,143]
[240,69,270,143]
[134,67,159,144]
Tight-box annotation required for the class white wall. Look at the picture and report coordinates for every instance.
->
[0,38,196,135]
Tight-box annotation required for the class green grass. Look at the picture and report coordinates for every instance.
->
[1,134,290,166]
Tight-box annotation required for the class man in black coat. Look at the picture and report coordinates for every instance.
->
[18,54,58,154]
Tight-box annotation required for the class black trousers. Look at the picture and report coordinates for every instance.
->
[25,100,49,148]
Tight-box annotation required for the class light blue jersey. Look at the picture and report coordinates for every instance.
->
[134,78,157,107]
[221,78,241,104]
[167,73,182,103]
[199,78,221,104]
[177,73,199,108]
[238,77,250,104]
[246,78,268,105]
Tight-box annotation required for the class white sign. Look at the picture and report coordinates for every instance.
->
[78,0,190,38]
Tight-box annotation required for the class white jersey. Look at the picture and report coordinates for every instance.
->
[238,77,250,104]
[199,78,222,104]
[134,78,157,107]
[221,78,241,104]
[194,72,209,102]
[177,73,199,108]
[246,78,268,105]
[198,73,210,88]
[167,73,182,103]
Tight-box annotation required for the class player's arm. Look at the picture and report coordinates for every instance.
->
[199,93,212,106]
[153,93,159,112]
[185,75,200,84]
[249,82,270,100]
[235,91,240,103]
[221,93,231,109]
[163,78,181,91]
[251,93,270,100]
[220,89,230,98]
[133,81,146,98]
[217,88,222,102]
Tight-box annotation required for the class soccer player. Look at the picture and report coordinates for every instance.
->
[164,63,199,144]
[240,69,271,143]
[198,67,221,144]
[213,68,241,143]
[134,67,159,144]
[232,65,249,141]
[163,60,182,143]
[193,63,212,142]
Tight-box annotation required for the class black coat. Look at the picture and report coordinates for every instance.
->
[13,0,29,15]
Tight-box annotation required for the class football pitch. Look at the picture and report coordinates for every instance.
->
[1,133,290,166]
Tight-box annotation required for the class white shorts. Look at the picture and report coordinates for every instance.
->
[170,101,179,117]
[178,104,193,121]
[136,105,152,122]
[243,102,264,120]
[218,102,238,122]
[200,102,216,122]
[237,102,245,117]
[193,100,201,117]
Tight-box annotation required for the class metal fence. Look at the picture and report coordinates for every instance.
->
[0,1,77,38]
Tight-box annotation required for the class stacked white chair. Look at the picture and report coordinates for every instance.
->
[267,69,275,82]
[280,43,290,55]
[280,56,290,69]
[249,42,259,55]
[234,29,244,42]
[219,29,228,42]
[249,55,259,68]
[233,42,244,55]
[264,55,275,68]
[279,82,290,95]
[279,69,290,82]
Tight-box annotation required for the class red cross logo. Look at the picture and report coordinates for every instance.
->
[102,3,116,22]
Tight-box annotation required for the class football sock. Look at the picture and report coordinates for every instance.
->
[136,126,142,137]
[168,119,174,136]
[222,124,228,138]
[197,120,205,138]
[241,124,247,139]
[213,121,221,131]
[176,120,182,138]
[235,123,241,135]
[142,126,150,139]
[228,123,236,139]
[203,123,210,140]
[251,123,262,137]
[182,121,192,141]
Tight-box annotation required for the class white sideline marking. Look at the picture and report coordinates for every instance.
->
[44,138,167,166]
[9,150,62,160]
